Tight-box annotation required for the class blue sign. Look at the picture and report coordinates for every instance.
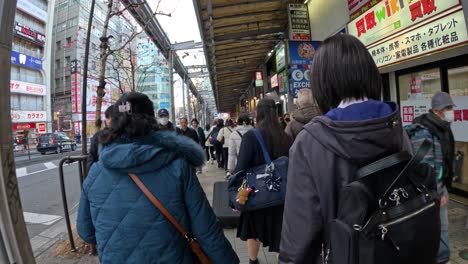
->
[11,51,42,70]
[159,102,170,110]
[159,93,170,99]
[290,68,311,98]
[288,41,321,66]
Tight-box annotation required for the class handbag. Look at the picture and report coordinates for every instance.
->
[227,129,288,211]
[128,173,213,264]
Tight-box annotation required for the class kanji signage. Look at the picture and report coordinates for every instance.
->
[37,123,47,133]
[288,41,321,66]
[14,23,46,46]
[12,123,36,131]
[276,43,286,73]
[369,9,468,68]
[349,0,379,21]
[254,71,264,87]
[348,0,460,46]
[278,70,288,94]
[10,80,46,96]
[11,110,47,123]
[288,4,311,41]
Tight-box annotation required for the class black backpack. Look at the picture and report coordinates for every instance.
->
[325,140,441,264]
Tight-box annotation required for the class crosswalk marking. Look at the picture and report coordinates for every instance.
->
[16,167,28,178]
[44,162,57,170]
[23,212,62,226]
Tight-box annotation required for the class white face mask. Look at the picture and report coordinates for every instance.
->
[444,110,454,123]
[159,117,169,126]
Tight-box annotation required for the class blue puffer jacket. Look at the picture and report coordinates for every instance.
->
[77,131,239,264]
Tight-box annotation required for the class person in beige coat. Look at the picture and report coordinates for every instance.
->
[217,119,234,174]
[227,114,253,175]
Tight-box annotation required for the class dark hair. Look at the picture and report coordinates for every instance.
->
[217,119,224,128]
[237,114,251,126]
[205,124,211,130]
[311,34,382,113]
[226,119,234,127]
[101,92,158,144]
[256,98,292,158]
[191,118,199,125]
[105,105,114,119]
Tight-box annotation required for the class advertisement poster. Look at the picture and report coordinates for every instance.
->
[288,41,321,66]
[290,68,311,98]
[278,70,288,94]
[276,44,286,73]
[288,4,311,41]
[369,9,468,68]
[14,23,46,46]
[11,110,47,123]
[348,0,460,46]
[11,51,42,70]
[10,80,46,96]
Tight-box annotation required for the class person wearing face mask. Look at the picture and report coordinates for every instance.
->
[157,108,175,131]
[406,91,456,264]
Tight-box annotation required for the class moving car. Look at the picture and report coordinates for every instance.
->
[37,132,77,155]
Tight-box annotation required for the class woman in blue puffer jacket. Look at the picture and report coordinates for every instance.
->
[77,92,239,264]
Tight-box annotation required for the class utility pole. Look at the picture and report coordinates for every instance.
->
[182,75,186,117]
[0,0,36,262]
[168,50,175,124]
[186,76,191,121]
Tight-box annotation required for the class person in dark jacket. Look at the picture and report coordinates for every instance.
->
[87,105,113,173]
[279,34,412,264]
[235,98,292,264]
[177,117,199,143]
[191,118,205,147]
[77,92,238,264]
[285,88,320,141]
[157,108,175,131]
[213,119,224,168]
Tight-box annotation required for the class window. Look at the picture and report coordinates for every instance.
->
[65,56,70,67]
[398,68,441,102]
[56,41,61,50]
[55,59,61,70]
[55,78,61,91]
[448,66,468,96]
[66,37,71,44]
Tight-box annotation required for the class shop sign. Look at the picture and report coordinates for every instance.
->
[11,51,42,70]
[14,23,46,46]
[254,71,263,87]
[276,43,286,73]
[369,9,468,68]
[349,0,379,21]
[278,70,289,94]
[348,0,460,47]
[71,73,115,114]
[288,41,321,67]
[159,93,170,99]
[271,74,279,88]
[10,80,46,96]
[160,102,170,110]
[16,0,48,22]
[12,123,36,131]
[288,4,311,41]
[11,110,46,123]
[37,123,46,133]
[290,68,311,98]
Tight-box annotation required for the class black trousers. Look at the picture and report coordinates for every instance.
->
[215,145,223,168]
[205,146,215,161]
[222,147,229,171]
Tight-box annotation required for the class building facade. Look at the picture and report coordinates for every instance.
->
[10,0,54,148]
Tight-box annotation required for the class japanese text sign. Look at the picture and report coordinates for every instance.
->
[288,4,311,41]
[369,9,468,68]
[14,23,46,46]
[349,0,379,20]
[348,0,460,46]
[37,123,47,133]
[288,41,321,67]
[276,44,286,73]
[10,80,46,96]
[11,51,42,70]
[11,110,47,123]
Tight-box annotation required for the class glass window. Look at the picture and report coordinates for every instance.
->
[448,65,468,193]
[399,68,441,101]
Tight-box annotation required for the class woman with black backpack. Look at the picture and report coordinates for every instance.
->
[235,98,292,264]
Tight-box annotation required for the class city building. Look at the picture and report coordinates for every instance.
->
[52,0,136,137]
[10,0,54,147]
[136,33,171,114]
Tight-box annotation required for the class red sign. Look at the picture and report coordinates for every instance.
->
[10,80,46,96]
[14,22,46,46]
[37,123,46,133]
[12,123,36,131]
[402,106,415,123]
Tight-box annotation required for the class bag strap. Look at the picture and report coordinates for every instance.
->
[128,173,195,243]
[381,139,432,200]
[356,152,412,179]
[237,131,243,138]
[252,129,272,164]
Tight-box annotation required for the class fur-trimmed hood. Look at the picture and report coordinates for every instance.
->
[100,131,206,174]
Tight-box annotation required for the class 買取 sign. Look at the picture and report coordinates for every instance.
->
[369,8,468,68]
[11,51,42,70]
[348,0,460,47]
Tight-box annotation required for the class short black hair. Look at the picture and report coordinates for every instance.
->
[205,124,211,130]
[191,118,199,125]
[217,119,224,127]
[226,119,234,127]
[237,114,251,126]
[311,34,382,113]
[105,105,114,119]
[180,117,188,122]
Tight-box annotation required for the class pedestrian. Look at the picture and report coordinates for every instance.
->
[227,114,253,175]
[192,118,205,174]
[204,123,216,164]
[176,117,199,143]
[235,99,292,263]
[212,119,224,169]
[217,119,234,174]
[87,105,113,173]
[405,91,456,264]
[157,108,175,131]
[280,34,412,263]
[285,89,320,141]
[77,92,239,264]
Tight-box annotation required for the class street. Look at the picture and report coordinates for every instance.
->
[15,147,84,239]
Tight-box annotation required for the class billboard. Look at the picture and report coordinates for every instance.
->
[11,51,42,70]
[10,80,46,96]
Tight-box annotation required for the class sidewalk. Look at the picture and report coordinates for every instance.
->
[34,163,468,264]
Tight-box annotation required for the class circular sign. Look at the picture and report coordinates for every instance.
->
[292,69,304,81]
[298,43,316,60]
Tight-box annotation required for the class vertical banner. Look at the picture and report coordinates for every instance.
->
[288,4,312,41]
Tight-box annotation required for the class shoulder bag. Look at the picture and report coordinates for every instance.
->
[128,173,213,264]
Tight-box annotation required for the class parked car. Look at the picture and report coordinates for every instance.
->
[37,132,77,154]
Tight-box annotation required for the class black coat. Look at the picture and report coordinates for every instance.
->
[195,127,206,146]
[176,127,199,143]
[158,121,175,132]
[87,128,108,173]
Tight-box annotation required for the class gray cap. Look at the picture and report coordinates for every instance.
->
[431,91,455,110]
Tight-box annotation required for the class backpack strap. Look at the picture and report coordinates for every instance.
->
[356,152,412,179]
[252,129,272,165]
[237,131,243,138]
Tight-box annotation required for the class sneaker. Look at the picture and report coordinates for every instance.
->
[249,259,259,264]
[225,172,231,179]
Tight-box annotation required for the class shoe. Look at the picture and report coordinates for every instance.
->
[210,160,214,165]
[225,172,231,179]
[249,259,259,264]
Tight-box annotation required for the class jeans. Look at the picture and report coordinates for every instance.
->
[438,186,450,263]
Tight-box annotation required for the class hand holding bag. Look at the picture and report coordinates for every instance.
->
[228,129,288,211]
[128,173,212,264]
